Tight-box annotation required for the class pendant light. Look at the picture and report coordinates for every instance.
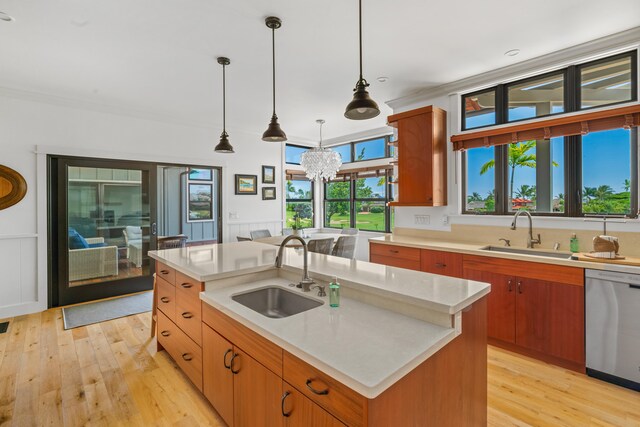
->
[214,57,234,153]
[344,0,380,120]
[300,120,343,182]
[262,16,287,142]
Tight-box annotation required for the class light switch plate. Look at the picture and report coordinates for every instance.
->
[414,215,430,225]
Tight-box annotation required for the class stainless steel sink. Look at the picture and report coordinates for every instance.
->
[480,246,573,260]
[232,287,323,319]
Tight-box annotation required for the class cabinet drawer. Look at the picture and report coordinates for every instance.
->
[175,292,202,346]
[157,277,176,321]
[157,311,203,391]
[202,302,282,376]
[370,243,421,261]
[421,249,463,278]
[156,262,176,285]
[283,351,366,427]
[370,254,421,271]
[175,271,203,300]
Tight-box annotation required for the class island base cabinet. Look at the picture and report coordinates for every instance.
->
[282,384,345,427]
[202,325,234,427]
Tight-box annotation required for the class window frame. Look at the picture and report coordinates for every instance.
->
[504,68,568,124]
[461,88,497,131]
[285,177,314,228]
[323,171,393,232]
[326,135,393,164]
[284,143,311,165]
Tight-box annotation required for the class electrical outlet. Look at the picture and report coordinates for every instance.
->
[441,215,449,225]
[414,215,430,225]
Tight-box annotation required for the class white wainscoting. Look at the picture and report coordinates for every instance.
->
[0,234,43,319]
[226,220,285,242]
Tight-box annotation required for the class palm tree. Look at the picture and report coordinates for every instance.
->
[624,179,631,192]
[595,185,613,201]
[583,187,597,201]
[515,184,536,200]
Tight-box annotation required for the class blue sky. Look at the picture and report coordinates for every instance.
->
[465,109,631,198]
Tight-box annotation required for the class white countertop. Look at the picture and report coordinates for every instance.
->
[200,278,458,398]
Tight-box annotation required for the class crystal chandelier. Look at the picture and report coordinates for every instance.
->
[301,120,342,182]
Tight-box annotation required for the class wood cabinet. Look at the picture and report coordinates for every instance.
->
[387,105,447,207]
[369,243,421,271]
[464,270,515,343]
[420,249,463,278]
[202,325,234,427]
[282,384,345,427]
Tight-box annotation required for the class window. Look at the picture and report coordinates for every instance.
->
[325,136,392,164]
[331,144,352,163]
[285,144,310,165]
[324,171,393,232]
[285,179,314,228]
[460,51,639,217]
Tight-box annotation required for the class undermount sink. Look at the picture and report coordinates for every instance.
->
[480,245,573,260]
[232,286,323,319]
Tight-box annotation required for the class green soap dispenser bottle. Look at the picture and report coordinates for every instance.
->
[570,233,579,253]
[329,277,340,308]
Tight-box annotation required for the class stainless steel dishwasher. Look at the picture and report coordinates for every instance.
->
[586,269,640,391]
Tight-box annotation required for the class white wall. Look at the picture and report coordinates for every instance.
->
[0,93,285,318]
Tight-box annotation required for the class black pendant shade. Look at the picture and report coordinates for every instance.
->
[215,56,234,153]
[345,0,380,120]
[262,16,287,142]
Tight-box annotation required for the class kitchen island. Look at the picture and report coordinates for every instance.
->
[149,241,490,426]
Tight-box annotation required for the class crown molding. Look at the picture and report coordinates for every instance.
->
[386,26,640,112]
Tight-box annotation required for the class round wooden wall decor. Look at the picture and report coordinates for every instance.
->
[0,165,27,210]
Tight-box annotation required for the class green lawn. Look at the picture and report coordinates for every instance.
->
[328,212,386,231]
[285,210,313,228]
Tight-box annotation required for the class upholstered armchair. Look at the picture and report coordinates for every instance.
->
[68,237,118,282]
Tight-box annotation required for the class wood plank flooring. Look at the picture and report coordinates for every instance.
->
[0,308,638,426]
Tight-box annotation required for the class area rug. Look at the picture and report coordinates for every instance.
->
[62,291,152,330]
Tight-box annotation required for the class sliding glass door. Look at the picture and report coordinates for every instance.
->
[49,156,157,306]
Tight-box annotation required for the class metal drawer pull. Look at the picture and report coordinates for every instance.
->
[435,263,446,268]
[182,353,193,361]
[517,281,523,294]
[160,297,170,303]
[181,283,193,289]
[389,249,399,254]
[507,279,513,292]
[230,353,240,374]
[305,379,329,395]
[223,349,233,369]
[160,330,170,337]
[160,270,170,275]
[630,284,640,290]
[281,391,291,417]
[181,312,194,319]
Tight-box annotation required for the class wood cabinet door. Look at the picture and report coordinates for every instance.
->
[464,269,516,343]
[202,325,234,427]
[421,249,463,278]
[397,113,433,204]
[283,384,345,427]
[515,278,550,354]
[233,348,283,427]
[547,282,585,365]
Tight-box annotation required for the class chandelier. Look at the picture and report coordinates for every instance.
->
[300,120,342,182]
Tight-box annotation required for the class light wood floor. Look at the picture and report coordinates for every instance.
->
[0,309,639,427]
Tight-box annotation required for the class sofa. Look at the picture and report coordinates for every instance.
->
[68,228,119,282]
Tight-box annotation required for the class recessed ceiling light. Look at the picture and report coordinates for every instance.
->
[0,11,15,22]
[504,49,520,57]
[377,76,389,83]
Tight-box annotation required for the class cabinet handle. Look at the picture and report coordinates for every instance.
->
[180,283,193,289]
[517,281,523,294]
[281,391,292,417]
[160,270,169,275]
[389,249,399,254]
[507,279,513,292]
[223,349,233,369]
[305,379,329,395]
[181,353,193,361]
[435,263,446,268]
[230,353,240,374]
[181,312,193,319]
[160,297,170,303]
[160,330,170,337]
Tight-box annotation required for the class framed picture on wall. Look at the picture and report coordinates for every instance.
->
[188,168,213,181]
[262,165,276,184]
[262,187,276,200]
[235,174,258,195]
[188,183,213,221]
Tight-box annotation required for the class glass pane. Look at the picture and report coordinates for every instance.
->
[355,177,386,199]
[506,138,565,213]
[325,201,351,228]
[286,180,312,200]
[325,181,351,200]
[582,129,632,215]
[354,138,386,161]
[507,73,564,121]
[67,166,148,287]
[581,55,633,109]
[463,90,496,129]
[285,145,309,164]
[465,147,496,212]
[355,201,386,231]
[286,202,313,228]
[331,144,352,163]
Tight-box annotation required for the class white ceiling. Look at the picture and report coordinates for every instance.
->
[0,0,639,142]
